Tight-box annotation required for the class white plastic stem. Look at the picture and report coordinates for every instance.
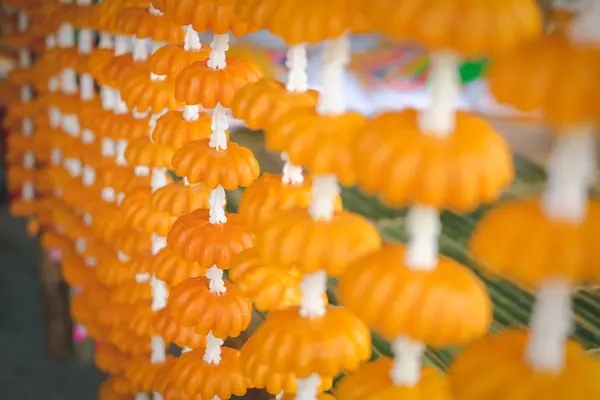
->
[81,129,95,144]
[206,265,226,294]
[419,50,460,138]
[308,174,340,221]
[80,74,95,101]
[101,187,116,203]
[46,34,57,49]
[208,185,227,224]
[51,149,62,166]
[65,159,82,177]
[298,270,327,319]
[151,41,165,55]
[184,26,202,51]
[23,153,35,169]
[404,206,441,271]
[117,192,125,207]
[100,86,115,110]
[281,153,304,185]
[115,140,128,166]
[285,44,308,92]
[203,331,224,364]
[296,374,321,400]
[541,126,596,223]
[60,68,78,94]
[101,137,115,157]
[136,273,151,283]
[49,77,59,92]
[57,23,75,48]
[82,166,96,187]
[21,118,34,136]
[118,251,131,262]
[78,29,94,54]
[62,114,80,136]
[150,73,167,81]
[22,182,35,201]
[18,49,32,68]
[525,279,573,373]
[316,35,349,116]
[151,168,169,193]
[209,103,228,150]
[135,393,150,400]
[183,105,200,121]
[134,166,150,177]
[17,10,28,32]
[114,36,129,57]
[20,85,32,102]
[148,2,163,16]
[115,95,129,114]
[75,238,87,254]
[151,233,167,255]
[133,38,149,62]
[151,276,168,311]
[390,337,425,387]
[50,108,61,128]
[133,110,149,120]
[207,33,229,70]
[98,32,113,49]
[569,0,600,44]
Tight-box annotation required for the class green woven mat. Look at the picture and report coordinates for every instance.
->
[227,131,600,372]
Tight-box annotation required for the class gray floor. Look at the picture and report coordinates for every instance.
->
[0,205,103,399]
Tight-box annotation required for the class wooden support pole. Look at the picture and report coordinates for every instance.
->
[37,240,74,360]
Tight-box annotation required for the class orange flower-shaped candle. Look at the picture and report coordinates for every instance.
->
[113,6,185,45]
[174,56,262,109]
[354,109,513,212]
[238,173,312,232]
[449,331,600,400]
[231,78,319,131]
[171,138,259,190]
[257,209,380,277]
[162,0,258,37]
[152,247,207,288]
[167,277,252,339]
[229,248,303,312]
[168,346,249,399]
[152,110,212,149]
[150,180,211,217]
[370,0,542,57]
[167,209,254,266]
[241,305,371,378]
[336,357,450,400]
[338,244,490,391]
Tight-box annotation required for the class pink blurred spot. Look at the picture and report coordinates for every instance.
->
[49,249,62,262]
[73,324,88,343]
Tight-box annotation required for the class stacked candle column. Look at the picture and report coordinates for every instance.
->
[450,2,600,399]
[232,2,382,400]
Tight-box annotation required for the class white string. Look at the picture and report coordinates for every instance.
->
[209,103,228,150]
[206,265,226,294]
[203,331,224,364]
[316,35,349,116]
[390,337,425,387]
[418,51,460,137]
[208,185,227,224]
[184,25,202,51]
[281,153,304,185]
[207,34,229,70]
[298,270,327,319]
[307,175,339,221]
[525,279,573,373]
[285,44,308,92]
